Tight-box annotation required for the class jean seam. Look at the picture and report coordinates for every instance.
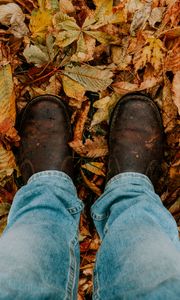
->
[65,232,79,300]
[93,265,100,300]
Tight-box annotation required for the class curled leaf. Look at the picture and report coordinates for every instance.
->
[81,162,105,176]
[0,3,29,38]
[81,170,102,196]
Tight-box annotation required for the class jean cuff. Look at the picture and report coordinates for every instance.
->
[28,170,77,193]
[105,172,154,192]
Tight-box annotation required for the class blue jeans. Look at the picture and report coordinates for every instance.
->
[0,171,180,299]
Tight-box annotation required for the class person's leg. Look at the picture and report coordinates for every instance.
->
[0,95,83,299]
[91,93,180,299]
[0,171,83,300]
[92,173,180,300]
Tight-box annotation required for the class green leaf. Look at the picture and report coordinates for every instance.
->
[53,12,79,31]
[63,64,113,92]
[23,45,49,66]
[55,30,80,47]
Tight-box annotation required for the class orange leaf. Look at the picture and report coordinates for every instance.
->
[81,162,105,176]
[73,101,90,141]
[81,170,102,196]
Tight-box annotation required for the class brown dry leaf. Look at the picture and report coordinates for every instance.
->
[73,101,90,141]
[130,0,152,36]
[59,0,75,14]
[81,162,105,176]
[0,145,17,181]
[0,3,29,38]
[0,215,7,236]
[69,136,108,158]
[62,76,86,101]
[113,75,161,94]
[81,170,102,196]
[172,71,180,115]
[148,7,165,28]
[165,39,180,73]
[0,64,20,144]
[162,76,178,133]
[162,0,180,28]
[169,198,180,215]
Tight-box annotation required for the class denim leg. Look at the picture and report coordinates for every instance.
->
[0,171,83,300]
[91,172,180,300]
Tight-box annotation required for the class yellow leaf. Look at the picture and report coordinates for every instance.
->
[91,94,119,126]
[62,75,86,100]
[0,145,17,181]
[0,64,19,145]
[134,37,166,72]
[81,162,105,176]
[30,9,52,39]
[81,170,102,196]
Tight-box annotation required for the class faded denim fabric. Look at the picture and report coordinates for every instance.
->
[0,171,84,300]
[0,171,179,299]
[91,172,180,300]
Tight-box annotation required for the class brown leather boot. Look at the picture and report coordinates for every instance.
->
[17,95,73,183]
[107,93,163,188]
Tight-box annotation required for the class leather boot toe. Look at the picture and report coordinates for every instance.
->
[107,93,163,188]
[17,95,73,183]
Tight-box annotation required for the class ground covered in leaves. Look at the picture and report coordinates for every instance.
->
[0,0,179,298]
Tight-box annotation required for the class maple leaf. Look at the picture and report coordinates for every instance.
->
[91,93,119,127]
[29,8,52,40]
[69,136,108,158]
[63,64,113,92]
[133,37,166,72]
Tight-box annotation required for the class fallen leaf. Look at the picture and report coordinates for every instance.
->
[133,37,166,72]
[62,75,86,100]
[63,64,113,92]
[81,162,105,176]
[91,93,119,126]
[130,0,152,36]
[59,0,75,14]
[72,101,90,141]
[0,3,29,38]
[0,64,19,144]
[23,45,49,66]
[148,7,165,28]
[69,136,108,158]
[29,8,52,40]
[81,170,102,196]
[162,75,178,133]
[172,71,180,115]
